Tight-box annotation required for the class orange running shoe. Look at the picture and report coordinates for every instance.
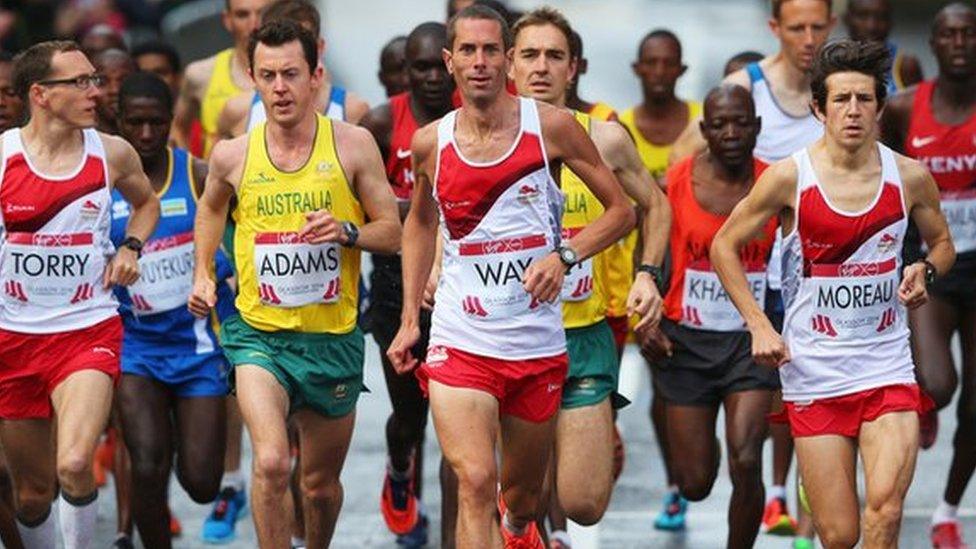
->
[762,497,797,536]
[380,462,419,535]
[932,521,970,549]
[497,492,544,549]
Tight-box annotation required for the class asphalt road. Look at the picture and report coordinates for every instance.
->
[84,337,968,548]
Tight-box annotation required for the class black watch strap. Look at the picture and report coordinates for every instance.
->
[120,236,143,257]
[922,259,937,285]
[341,222,359,248]
[637,264,664,289]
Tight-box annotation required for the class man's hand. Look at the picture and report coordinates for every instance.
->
[523,252,566,304]
[628,271,663,331]
[751,323,790,368]
[298,210,344,245]
[637,324,672,363]
[387,322,421,374]
[103,248,140,288]
[188,276,217,318]
[899,262,929,310]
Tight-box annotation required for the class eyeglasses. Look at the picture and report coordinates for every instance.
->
[36,74,105,90]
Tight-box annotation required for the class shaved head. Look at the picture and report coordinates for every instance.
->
[933,2,976,34]
[704,84,755,119]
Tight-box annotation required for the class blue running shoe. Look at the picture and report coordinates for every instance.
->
[653,492,688,531]
[202,487,248,544]
[396,511,429,547]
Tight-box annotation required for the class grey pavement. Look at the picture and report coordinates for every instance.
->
[84,336,972,548]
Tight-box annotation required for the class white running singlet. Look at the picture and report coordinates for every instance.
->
[779,144,915,401]
[0,128,118,333]
[429,97,566,359]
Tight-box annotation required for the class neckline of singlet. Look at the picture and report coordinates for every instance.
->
[748,63,816,122]
[13,129,93,182]
[801,143,890,218]
[447,98,527,168]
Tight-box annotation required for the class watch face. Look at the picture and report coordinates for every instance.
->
[560,247,576,264]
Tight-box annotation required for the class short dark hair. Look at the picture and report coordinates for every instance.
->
[406,23,447,54]
[131,40,181,73]
[569,30,583,61]
[932,2,976,36]
[511,7,574,53]
[262,0,321,38]
[810,39,890,112]
[636,29,681,60]
[772,0,832,19]
[13,40,81,102]
[119,71,174,114]
[447,4,512,51]
[248,20,319,73]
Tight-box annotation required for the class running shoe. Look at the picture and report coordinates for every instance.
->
[396,511,429,547]
[792,537,815,549]
[921,409,939,450]
[653,491,688,531]
[201,487,247,544]
[497,493,544,549]
[932,521,971,549]
[762,497,798,536]
[112,534,134,549]
[381,462,420,535]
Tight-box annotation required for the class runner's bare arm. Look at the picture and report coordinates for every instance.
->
[594,120,671,329]
[543,106,635,260]
[104,135,161,287]
[171,60,210,149]
[711,159,796,366]
[899,155,955,309]
[343,91,371,124]
[189,137,242,316]
[879,89,915,154]
[324,123,401,253]
[190,157,209,199]
[106,135,160,244]
[388,124,440,373]
[216,92,251,141]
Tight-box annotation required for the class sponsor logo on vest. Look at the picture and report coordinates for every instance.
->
[517,184,540,203]
[316,161,333,173]
[910,135,936,149]
[876,307,897,332]
[333,383,348,400]
[877,233,898,253]
[248,171,276,184]
[810,314,838,337]
[396,148,412,160]
[426,345,448,365]
[3,203,35,214]
[80,199,101,219]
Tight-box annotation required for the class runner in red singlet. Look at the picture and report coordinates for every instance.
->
[387,6,634,548]
[712,40,954,549]
[880,4,976,547]
[0,41,159,548]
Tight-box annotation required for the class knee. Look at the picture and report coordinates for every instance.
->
[727,446,762,486]
[453,461,496,505]
[56,449,92,487]
[864,497,903,529]
[562,498,607,526]
[14,481,55,522]
[302,478,343,509]
[253,450,291,495]
[677,471,715,502]
[819,524,859,549]
[179,468,222,504]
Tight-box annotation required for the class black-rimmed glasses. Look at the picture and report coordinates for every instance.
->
[36,74,105,90]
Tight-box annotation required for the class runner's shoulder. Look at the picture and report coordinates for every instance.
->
[892,150,932,187]
[208,134,249,177]
[756,156,799,198]
[183,55,219,95]
[359,102,393,140]
[410,121,439,169]
[590,117,637,165]
[343,90,371,124]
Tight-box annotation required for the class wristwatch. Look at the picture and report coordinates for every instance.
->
[921,259,937,285]
[637,263,664,290]
[556,244,579,267]
[120,236,144,257]
[341,221,360,248]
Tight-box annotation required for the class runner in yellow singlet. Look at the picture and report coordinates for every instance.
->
[620,27,701,533]
[172,0,270,158]
[190,21,400,548]
[510,9,671,547]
